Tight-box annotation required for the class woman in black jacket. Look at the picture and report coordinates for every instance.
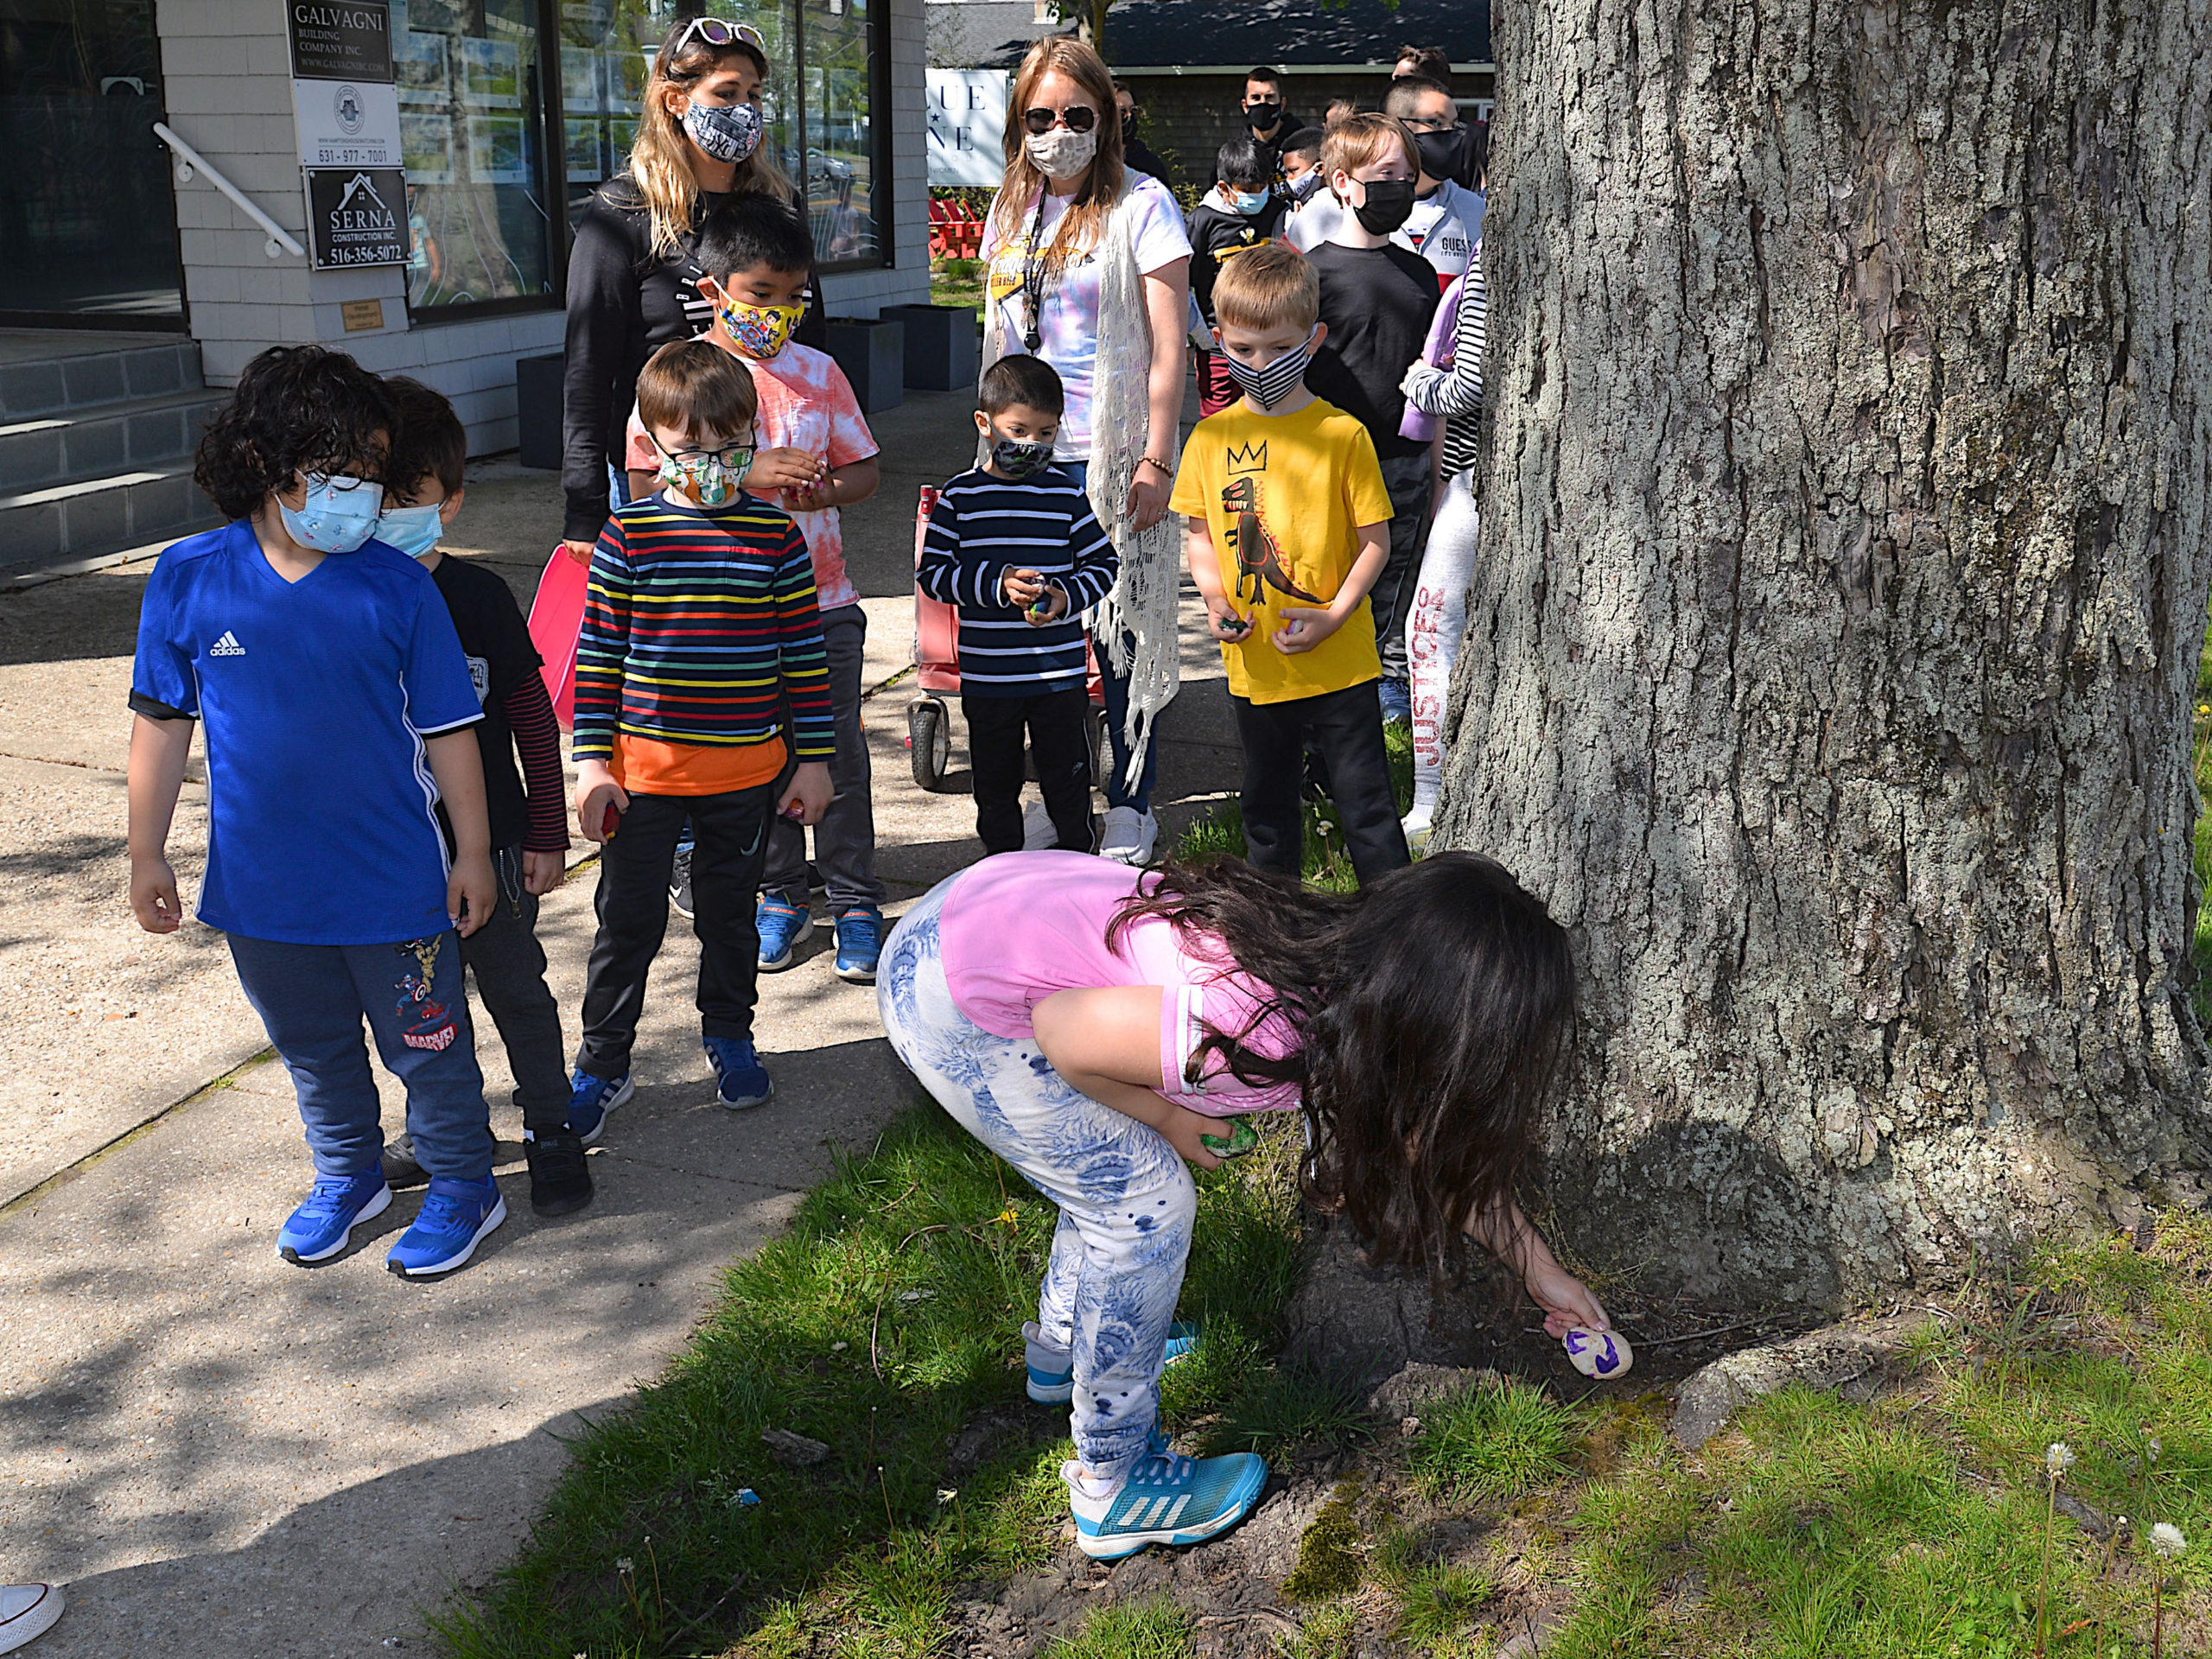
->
[560,18,826,558]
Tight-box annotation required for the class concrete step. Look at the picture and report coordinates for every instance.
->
[0,466,221,574]
[0,336,207,421]
[0,389,226,494]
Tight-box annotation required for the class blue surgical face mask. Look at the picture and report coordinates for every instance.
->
[378,501,446,561]
[1232,188,1271,216]
[278,473,384,554]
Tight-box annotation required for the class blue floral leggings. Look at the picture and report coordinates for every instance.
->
[878,876,1194,1480]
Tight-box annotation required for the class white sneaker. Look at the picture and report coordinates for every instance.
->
[0,1584,64,1654]
[1098,806,1159,866]
[1402,808,1433,855]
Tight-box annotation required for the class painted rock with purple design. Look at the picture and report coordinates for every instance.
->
[1563,1326,1633,1379]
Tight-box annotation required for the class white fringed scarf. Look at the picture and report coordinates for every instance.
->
[980,181,1179,793]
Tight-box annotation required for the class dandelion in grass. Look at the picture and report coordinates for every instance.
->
[2152,1522,2187,1659]
[2036,1443,2074,1657]
[615,1557,635,1576]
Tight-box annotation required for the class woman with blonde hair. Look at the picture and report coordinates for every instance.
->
[561,17,825,561]
[979,37,1192,867]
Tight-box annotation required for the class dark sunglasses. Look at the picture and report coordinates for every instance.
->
[1021,104,1096,135]
[665,16,767,56]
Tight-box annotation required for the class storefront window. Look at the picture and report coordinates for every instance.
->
[802,0,878,266]
[393,0,556,309]
[557,0,795,228]
[390,0,882,318]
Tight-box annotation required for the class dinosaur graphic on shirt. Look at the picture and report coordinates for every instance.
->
[1221,475,1325,607]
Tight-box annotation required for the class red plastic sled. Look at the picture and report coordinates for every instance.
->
[527,543,590,730]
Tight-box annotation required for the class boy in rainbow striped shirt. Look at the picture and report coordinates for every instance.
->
[569,338,833,1128]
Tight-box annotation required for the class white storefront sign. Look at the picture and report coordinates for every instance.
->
[293,76,404,169]
[926,68,1008,188]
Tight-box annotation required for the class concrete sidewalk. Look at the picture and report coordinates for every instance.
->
[0,387,1242,1656]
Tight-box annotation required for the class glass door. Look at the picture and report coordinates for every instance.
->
[0,0,186,324]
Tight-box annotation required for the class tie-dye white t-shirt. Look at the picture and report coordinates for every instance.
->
[981,174,1192,460]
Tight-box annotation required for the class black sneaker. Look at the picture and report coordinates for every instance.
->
[382,1131,429,1189]
[524,1131,594,1217]
[670,843,695,919]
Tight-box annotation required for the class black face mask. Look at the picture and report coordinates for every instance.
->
[1245,100,1281,130]
[990,434,1055,479]
[1414,126,1465,183]
[1350,177,1416,235]
[1121,110,1139,140]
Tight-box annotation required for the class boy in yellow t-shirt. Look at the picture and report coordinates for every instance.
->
[1169,244,1411,884]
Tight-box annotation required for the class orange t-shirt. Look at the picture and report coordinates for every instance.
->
[610,733,786,797]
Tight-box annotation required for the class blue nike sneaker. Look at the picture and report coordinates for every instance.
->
[277,1169,392,1265]
[833,905,884,983]
[385,1175,506,1278]
[1065,1433,1268,1560]
[568,1070,633,1145]
[757,893,814,971]
[1028,1322,1201,1405]
[705,1034,773,1109]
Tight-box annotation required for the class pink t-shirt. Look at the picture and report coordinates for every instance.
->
[625,340,876,611]
[938,851,1302,1117]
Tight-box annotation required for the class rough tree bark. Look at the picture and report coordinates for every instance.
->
[1440,0,2212,1307]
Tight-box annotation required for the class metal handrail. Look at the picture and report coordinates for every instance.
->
[153,122,306,259]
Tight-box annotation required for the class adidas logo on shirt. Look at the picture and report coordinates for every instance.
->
[209,631,245,657]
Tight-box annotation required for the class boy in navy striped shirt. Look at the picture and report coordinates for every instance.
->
[920,356,1119,856]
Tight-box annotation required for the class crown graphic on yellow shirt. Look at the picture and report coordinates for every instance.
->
[1224,440,1268,475]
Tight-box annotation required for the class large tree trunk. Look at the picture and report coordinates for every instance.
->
[1443,0,2212,1307]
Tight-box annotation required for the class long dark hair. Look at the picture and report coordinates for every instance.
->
[1110,853,1577,1283]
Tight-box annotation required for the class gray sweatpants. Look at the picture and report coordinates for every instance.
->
[762,604,884,909]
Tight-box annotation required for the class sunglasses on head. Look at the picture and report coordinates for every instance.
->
[1021,103,1096,135]
[666,16,767,58]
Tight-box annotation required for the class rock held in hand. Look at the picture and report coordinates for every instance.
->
[1563,1327,1632,1379]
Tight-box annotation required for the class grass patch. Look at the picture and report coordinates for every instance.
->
[1045,1596,1193,1657]
[433,1105,1308,1656]
[1409,1376,1577,1503]
[1504,1224,2212,1658]
[928,256,984,324]
[1176,721,1414,890]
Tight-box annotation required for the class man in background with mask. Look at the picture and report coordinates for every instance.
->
[1114,82,1173,184]
[1382,75,1485,289]
[1238,67,1303,182]
[1299,114,1440,727]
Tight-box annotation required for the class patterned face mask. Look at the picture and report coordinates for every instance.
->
[989,433,1056,478]
[1217,324,1320,410]
[652,436,753,507]
[683,98,764,164]
[279,473,384,553]
[717,296,803,359]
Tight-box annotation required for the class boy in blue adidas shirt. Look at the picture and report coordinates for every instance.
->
[125,345,508,1280]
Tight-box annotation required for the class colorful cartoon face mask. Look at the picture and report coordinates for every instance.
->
[377,501,446,560]
[683,98,764,164]
[652,435,753,507]
[279,473,384,553]
[717,296,803,359]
